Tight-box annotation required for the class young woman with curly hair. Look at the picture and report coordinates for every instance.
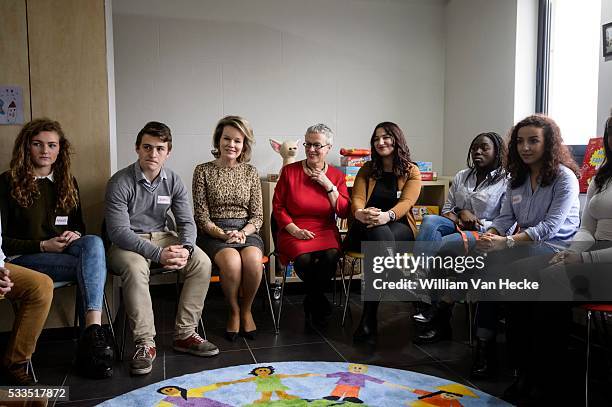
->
[345,122,421,341]
[476,114,580,404]
[480,114,580,250]
[0,118,113,379]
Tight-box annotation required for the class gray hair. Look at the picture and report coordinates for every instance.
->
[305,123,334,145]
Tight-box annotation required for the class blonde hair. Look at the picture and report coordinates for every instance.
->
[212,116,255,163]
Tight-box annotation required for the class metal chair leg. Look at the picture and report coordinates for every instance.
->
[102,293,118,359]
[262,266,277,334]
[199,318,207,340]
[73,296,80,339]
[338,257,347,307]
[342,257,358,326]
[276,269,287,334]
[26,359,38,384]
[586,310,592,407]
[121,309,127,362]
[468,301,474,347]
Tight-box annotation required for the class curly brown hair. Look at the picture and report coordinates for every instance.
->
[9,118,79,211]
[507,114,579,189]
[369,122,413,179]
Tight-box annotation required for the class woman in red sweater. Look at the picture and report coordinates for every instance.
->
[273,124,350,323]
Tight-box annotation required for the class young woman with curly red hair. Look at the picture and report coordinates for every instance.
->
[0,118,113,379]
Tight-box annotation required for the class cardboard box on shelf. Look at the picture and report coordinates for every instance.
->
[340,156,371,167]
[420,171,438,181]
[339,166,361,176]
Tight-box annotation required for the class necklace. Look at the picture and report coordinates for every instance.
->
[305,160,327,173]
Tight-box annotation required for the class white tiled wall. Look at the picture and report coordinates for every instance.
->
[113,0,446,197]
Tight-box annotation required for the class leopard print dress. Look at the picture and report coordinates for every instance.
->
[192,161,264,259]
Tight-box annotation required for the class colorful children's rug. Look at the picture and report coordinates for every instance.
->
[98,361,510,406]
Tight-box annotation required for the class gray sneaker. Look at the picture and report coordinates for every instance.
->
[173,333,219,357]
[130,345,156,375]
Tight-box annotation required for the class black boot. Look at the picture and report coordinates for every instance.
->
[412,302,437,324]
[76,324,113,379]
[413,302,452,344]
[353,301,379,341]
[303,294,329,325]
[470,337,497,378]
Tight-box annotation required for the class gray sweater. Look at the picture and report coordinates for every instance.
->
[105,162,196,262]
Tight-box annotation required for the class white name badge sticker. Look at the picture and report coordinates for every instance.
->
[397,191,401,198]
[157,195,171,205]
[55,216,68,226]
[512,194,522,205]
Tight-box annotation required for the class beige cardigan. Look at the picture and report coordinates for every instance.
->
[350,161,422,236]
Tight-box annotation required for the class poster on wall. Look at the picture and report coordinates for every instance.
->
[0,86,25,125]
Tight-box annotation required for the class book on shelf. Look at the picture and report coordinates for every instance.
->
[340,148,370,156]
[415,161,433,172]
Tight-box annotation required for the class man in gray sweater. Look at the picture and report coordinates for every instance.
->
[105,121,217,375]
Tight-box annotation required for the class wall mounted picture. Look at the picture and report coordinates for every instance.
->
[0,86,25,125]
[604,22,612,58]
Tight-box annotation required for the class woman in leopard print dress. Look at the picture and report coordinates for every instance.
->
[193,116,264,342]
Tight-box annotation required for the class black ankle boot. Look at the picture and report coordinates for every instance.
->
[303,294,329,325]
[413,323,452,344]
[413,302,437,324]
[413,302,452,344]
[470,337,497,378]
[76,324,113,379]
[353,301,379,341]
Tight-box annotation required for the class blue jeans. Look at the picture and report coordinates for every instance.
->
[10,235,107,312]
[415,215,478,258]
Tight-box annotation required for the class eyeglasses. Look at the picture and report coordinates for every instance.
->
[303,142,329,150]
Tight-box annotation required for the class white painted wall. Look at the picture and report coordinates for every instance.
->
[444,0,525,175]
[598,0,612,134]
[112,0,446,195]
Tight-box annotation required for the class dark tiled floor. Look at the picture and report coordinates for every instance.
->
[2,283,611,406]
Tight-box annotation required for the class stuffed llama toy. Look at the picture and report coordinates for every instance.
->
[270,138,299,175]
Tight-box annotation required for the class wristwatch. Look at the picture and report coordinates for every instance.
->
[326,185,338,193]
[388,210,397,221]
[505,236,516,248]
[183,245,194,259]
[452,206,462,215]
